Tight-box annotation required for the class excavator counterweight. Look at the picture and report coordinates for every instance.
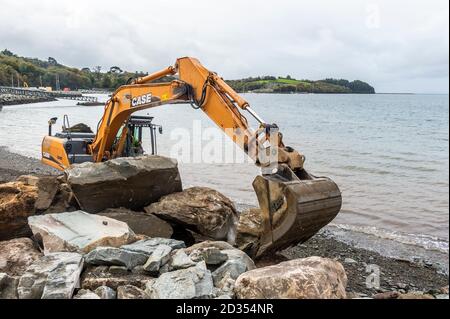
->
[41,57,342,257]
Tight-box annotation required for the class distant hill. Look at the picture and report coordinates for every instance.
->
[0,49,148,90]
[0,50,375,94]
[226,76,375,94]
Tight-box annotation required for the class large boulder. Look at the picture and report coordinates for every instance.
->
[0,238,43,276]
[98,208,173,238]
[17,252,84,299]
[146,187,239,243]
[28,211,136,254]
[0,175,70,240]
[65,156,182,213]
[0,181,38,240]
[234,257,347,299]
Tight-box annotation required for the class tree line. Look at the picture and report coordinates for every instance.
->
[226,76,375,94]
[0,50,375,94]
[0,49,148,90]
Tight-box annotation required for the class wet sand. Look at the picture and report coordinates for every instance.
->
[277,233,448,297]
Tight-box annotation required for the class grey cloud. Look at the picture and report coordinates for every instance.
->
[0,0,448,93]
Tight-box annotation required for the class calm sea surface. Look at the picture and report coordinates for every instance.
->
[1,93,448,265]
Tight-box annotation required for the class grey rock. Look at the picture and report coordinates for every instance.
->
[168,250,196,271]
[182,241,255,297]
[210,249,254,298]
[109,266,129,276]
[131,265,147,275]
[159,263,171,275]
[435,294,449,299]
[66,156,182,213]
[220,249,256,272]
[85,247,148,270]
[146,261,214,299]
[143,245,172,274]
[184,242,254,272]
[117,285,149,299]
[190,247,228,265]
[94,286,117,299]
[0,273,19,299]
[73,289,101,299]
[18,252,84,299]
[212,259,248,286]
[121,238,185,256]
[28,211,136,254]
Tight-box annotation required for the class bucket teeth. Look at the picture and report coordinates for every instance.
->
[252,165,342,258]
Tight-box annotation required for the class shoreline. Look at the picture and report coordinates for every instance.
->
[0,146,58,183]
[0,146,447,297]
[0,94,56,106]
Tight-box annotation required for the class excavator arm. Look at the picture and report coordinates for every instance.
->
[90,57,303,172]
[42,57,342,258]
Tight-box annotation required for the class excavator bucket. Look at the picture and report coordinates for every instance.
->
[252,164,342,258]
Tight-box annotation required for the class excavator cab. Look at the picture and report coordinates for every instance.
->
[123,116,163,157]
[42,115,163,170]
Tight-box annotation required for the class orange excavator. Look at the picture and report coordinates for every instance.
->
[41,57,342,257]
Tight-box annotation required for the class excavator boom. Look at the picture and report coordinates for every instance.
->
[41,57,342,257]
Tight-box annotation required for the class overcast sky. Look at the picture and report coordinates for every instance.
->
[0,0,448,93]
